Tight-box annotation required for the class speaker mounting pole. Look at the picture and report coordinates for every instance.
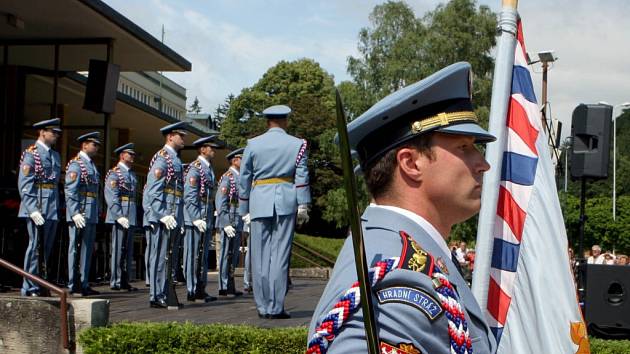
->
[578,177,587,258]
[103,40,114,174]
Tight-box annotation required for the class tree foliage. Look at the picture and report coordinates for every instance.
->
[188,96,202,114]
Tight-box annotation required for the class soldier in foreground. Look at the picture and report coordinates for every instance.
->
[18,118,62,296]
[215,148,244,297]
[308,62,497,353]
[183,136,219,303]
[65,132,101,297]
[105,143,138,291]
[144,122,187,308]
[238,105,311,319]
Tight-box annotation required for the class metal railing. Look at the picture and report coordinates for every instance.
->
[0,257,71,350]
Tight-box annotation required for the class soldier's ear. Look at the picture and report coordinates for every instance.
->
[396,148,422,183]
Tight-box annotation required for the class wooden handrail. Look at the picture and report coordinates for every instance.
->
[0,257,71,350]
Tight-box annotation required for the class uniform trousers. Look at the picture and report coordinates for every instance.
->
[67,223,96,291]
[218,230,241,291]
[21,219,58,294]
[148,224,173,301]
[109,224,134,288]
[250,212,295,315]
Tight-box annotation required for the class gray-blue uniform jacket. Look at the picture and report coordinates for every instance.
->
[104,163,137,226]
[308,206,496,354]
[144,147,184,225]
[215,167,243,231]
[183,157,215,227]
[238,127,311,218]
[65,152,100,223]
[18,142,61,220]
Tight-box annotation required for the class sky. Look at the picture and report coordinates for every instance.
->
[104,0,630,140]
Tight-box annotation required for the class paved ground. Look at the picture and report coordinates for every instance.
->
[0,273,327,328]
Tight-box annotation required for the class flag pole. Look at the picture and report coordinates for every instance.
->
[471,0,520,306]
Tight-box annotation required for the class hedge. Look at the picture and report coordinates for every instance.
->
[80,322,630,353]
[79,322,308,354]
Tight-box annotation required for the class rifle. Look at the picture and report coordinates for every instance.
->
[164,178,181,309]
[194,180,210,300]
[225,185,237,295]
[72,182,87,294]
[36,181,50,296]
[335,89,380,354]
[119,190,130,289]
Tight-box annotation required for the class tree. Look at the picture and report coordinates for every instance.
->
[346,0,497,126]
[213,93,235,130]
[188,96,202,114]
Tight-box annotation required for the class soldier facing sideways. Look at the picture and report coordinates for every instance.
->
[238,105,311,319]
[183,136,219,303]
[18,118,62,296]
[65,132,101,297]
[308,63,497,353]
[143,122,187,309]
[105,143,138,292]
[215,147,245,297]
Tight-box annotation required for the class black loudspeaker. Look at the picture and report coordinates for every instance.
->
[570,103,612,179]
[583,264,630,338]
[83,59,120,114]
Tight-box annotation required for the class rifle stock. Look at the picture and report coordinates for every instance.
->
[164,178,181,309]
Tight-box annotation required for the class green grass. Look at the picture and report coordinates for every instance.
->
[291,233,345,268]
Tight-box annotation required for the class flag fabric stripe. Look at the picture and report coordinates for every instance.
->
[490,238,520,272]
[487,277,512,324]
[496,186,527,241]
[510,66,537,104]
[507,97,539,154]
[501,152,538,186]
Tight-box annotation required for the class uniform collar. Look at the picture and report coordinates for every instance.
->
[163,144,176,155]
[36,139,51,152]
[369,203,451,257]
[117,162,130,171]
[79,150,92,163]
[268,127,286,134]
[198,155,210,167]
[229,166,240,176]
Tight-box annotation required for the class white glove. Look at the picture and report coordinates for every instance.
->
[239,246,248,253]
[297,204,309,226]
[242,213,251,225]
[116,217,130,229]
[224,225,236,238]
[193,219,207,233]
[72,213,86,229]
[214,210,218,217]
[29,211,45,226]
[160,215,177,230]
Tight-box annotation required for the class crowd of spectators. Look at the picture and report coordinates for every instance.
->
[582,245,628,266]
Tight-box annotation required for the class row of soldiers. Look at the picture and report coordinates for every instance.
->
[17,119,246,301]
[19,104,311,317]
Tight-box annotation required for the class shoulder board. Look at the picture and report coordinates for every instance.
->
[26,144,38,153]
[193,160,202,168]
[158,149,168,158]
[398,231,440,277]
[223,171,232,177]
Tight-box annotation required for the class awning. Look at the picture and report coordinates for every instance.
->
[0,0,191,72]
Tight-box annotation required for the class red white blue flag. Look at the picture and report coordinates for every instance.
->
[474,19,589,354]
